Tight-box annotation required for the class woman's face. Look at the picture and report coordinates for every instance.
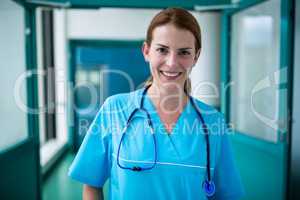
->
[142,24,199,92]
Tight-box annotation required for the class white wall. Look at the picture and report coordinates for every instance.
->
[67,8,156,40]
[66,8,221,107]
[54,9,68,144]
[192,12,221,107]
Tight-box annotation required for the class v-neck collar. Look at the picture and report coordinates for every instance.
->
[143,91,190,135]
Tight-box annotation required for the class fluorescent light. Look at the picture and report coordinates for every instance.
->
[194,3,238,11]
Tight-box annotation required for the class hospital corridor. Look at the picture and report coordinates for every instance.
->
[0,0,299,199]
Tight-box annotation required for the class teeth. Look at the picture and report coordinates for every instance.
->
[161,71,181,77]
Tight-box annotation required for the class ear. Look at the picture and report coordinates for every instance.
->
[142,42,150,62]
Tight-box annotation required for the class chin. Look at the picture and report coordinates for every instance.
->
[159,81,185,93]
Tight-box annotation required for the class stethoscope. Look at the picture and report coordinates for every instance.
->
[116,85,216,197]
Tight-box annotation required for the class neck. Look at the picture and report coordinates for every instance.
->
[147,84,188,113]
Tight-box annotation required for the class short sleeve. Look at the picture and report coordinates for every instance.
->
[212,131,245,200]
[68,99,112,188]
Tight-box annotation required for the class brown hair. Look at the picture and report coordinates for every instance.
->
[144,7,202,93]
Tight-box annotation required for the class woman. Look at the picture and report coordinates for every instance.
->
[69,7,244,200]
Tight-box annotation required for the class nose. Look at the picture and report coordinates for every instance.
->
[165,52,178,67]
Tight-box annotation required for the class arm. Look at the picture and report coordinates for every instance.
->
[83,184,104,200]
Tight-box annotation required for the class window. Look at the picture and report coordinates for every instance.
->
[230,0,282,142]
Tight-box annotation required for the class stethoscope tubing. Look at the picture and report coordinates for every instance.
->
[116,85,215,196]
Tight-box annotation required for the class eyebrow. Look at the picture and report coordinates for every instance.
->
[155,43,193,50]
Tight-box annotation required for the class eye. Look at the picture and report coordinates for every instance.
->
[156,47,168,54]
[178,50,191,56]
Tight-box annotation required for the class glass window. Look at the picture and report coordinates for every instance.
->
[0,0,28,150]
[230,0,281,142]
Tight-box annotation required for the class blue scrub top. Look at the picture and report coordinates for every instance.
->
[68,88,245,200]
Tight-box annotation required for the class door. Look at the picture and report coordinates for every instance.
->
[70,40,149,150]
[0,0,40,199]
[222,0,293,199]
[289,0,300,198]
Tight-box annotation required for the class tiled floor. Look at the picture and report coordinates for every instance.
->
[42,153,82,200]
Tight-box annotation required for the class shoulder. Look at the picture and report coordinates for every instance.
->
[100,88,143,113]
[190,97,230,139]
[90,89,143,135]
[107,89,141,103]
[190,97,224,121]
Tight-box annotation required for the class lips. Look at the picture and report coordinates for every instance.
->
[160,71,182,79]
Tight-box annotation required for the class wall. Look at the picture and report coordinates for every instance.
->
[0,0,27,150]
[66,8,221,106]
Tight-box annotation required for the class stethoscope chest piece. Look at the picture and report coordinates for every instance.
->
[202,179,215,197]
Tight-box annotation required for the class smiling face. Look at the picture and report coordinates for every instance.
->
[142,24,200,93]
